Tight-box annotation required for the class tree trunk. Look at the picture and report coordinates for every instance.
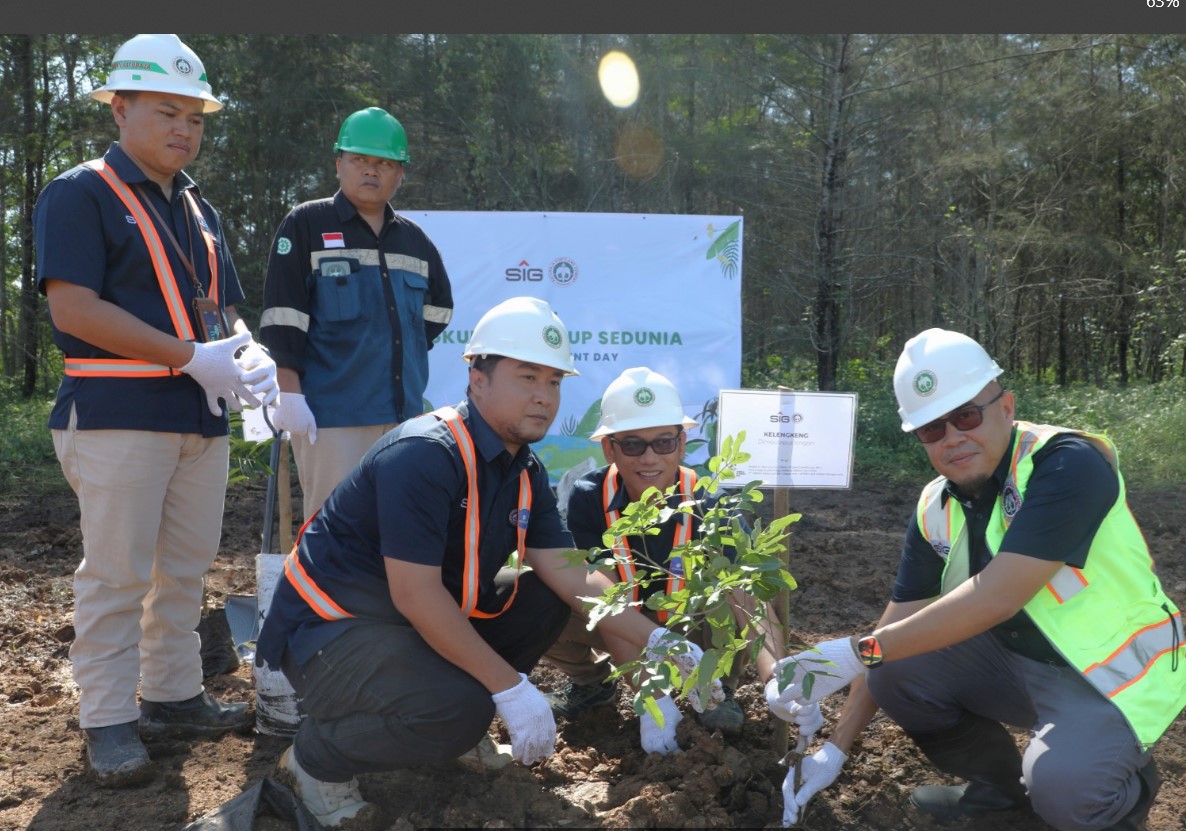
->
[813,34,850,392]
[17,35,40,398]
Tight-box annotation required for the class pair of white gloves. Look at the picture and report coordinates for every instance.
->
[765,637,867,827]
[491,627,720,765]
[179,330,279,417]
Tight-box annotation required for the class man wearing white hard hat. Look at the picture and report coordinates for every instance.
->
[544,366,786,752]
[33,34,277,787]
[255,299,720,829]
[764,328,1182,830]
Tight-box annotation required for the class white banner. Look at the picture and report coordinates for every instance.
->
[400,211,743,483]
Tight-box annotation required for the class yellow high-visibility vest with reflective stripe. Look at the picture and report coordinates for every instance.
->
[917,420,1186,747]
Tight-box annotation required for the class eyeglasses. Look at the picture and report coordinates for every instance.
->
[609,433,683,457]
[913,388,1006,444]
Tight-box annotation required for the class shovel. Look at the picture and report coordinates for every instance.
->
[253,409,301,736]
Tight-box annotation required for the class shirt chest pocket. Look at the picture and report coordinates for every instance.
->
[313,257,363,323]
[391,268,429,331]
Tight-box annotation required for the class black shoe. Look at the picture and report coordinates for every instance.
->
[909,781,1024,820]
[84,721,154,788]
[696,685,745,735]
[545,678,618,718]
[139,690,253,738]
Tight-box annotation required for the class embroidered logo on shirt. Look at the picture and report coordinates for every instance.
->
[126,215,137,224]
[322,232,345,249]
[509,508,531,529]
[276,237,292,255]
[1002,481,1022,522]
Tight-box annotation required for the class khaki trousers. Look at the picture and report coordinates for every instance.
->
[290,423,396,522]
[53,409,229,728]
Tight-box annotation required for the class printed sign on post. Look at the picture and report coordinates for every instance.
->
[717,389,857,489]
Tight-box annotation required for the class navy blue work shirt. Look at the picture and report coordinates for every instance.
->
[256,399,573,669]
[34,142,244,437]
[893,430,1120,663]
[259,191,453,427]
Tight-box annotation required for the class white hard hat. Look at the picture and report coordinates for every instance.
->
[91,34,222,113]
[894,328,1002,432]
[589,366,698,439]
[463,296,579,376]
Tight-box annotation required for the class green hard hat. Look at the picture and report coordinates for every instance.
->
[333,107,409,163]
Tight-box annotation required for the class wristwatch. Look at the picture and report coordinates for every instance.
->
[856,634,883,668]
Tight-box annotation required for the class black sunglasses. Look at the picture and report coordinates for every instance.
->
[609,433,683,457]
[914,388,1006,444]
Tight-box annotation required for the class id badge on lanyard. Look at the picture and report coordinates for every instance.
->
[193,296,228,342]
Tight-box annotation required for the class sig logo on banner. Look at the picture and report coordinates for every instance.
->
[505,260,544,282]
[770,412,804,424]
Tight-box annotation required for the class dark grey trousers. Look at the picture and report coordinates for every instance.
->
[281,568,570,782]
[866,631,1152,831]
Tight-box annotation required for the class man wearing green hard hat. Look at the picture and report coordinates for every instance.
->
[260,107,454,524]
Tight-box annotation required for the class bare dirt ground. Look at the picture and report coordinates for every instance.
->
[1,472,1183,831]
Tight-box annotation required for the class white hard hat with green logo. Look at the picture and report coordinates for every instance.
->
[894,328,1002,431]
[91,34,222,113]
[463,296,579,376]
[590,366,698,439]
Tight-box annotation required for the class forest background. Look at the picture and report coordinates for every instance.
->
[4,33,1186,487]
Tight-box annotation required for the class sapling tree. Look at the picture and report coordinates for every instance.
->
[567,432,804,725]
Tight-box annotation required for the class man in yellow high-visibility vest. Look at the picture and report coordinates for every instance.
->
[766,328,1184,831]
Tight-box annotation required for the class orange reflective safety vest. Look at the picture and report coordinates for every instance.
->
[63,159,219,378]
[602,464,697,623]
[283,406,531,621]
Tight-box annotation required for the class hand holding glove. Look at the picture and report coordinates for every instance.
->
[235,340,279,408]
[782,742,847,827]
[644,626,725,713]
[491,673,556,766]
[273,392,318,444]
[180,331,255,416]
[639,695,682,755]
[768,637,866,707]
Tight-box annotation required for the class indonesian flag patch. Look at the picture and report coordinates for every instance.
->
[322,232,345,249]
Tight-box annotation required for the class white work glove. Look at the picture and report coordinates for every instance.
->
[768,637,866,707]
[767,695,825,737]
[639,695,683,755]
[273,392,318,444]
[180,331,255,416]
[782,742,847,826]
[491,673,556,766]
[644,627,725,713]
[235,340,279,408]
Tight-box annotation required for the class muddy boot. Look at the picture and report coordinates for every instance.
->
[906,712,1029,820]
[1102,758,1160,831]
[83,721,155,788]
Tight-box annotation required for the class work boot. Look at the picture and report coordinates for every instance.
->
[276,744,381,830]
[544,677,618,718]
[455,732,514,773]
[139,689,253,738]
[83,721,154,788]
[1103,758,1160,831]
[907,712,1029,820]
[696,684,745,735]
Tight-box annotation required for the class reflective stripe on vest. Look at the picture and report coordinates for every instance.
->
[282,406,531,621]
[432,406,530,619]
[65,160,218,377]
[603,464,697,623]
[917,420,1186,746]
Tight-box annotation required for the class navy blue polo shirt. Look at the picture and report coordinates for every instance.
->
[259,191,453,427]
[256,399,573,669]
[34,142,245,436]
[566,465,741,602]
[893,430,1120,663]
